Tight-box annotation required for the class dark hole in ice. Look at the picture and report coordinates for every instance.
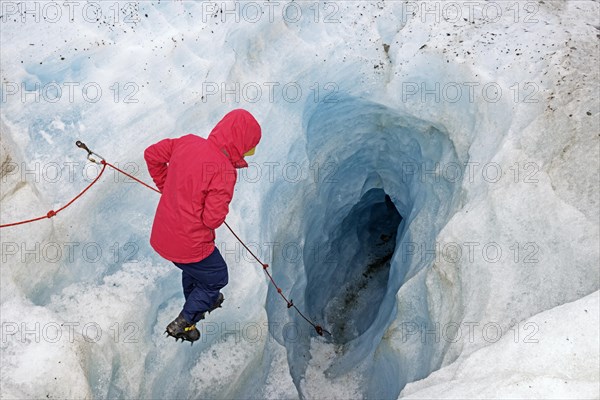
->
[324,188,402,344]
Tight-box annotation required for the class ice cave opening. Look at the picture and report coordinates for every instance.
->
[321,188,402,344]
[265,96,464,397]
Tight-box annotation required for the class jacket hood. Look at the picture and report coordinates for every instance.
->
[208,109,262,168]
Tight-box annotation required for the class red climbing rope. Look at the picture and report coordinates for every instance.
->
[102,160,161,195]
[0,140,330,337]
[0,162,107,228]
[224,221,329,336]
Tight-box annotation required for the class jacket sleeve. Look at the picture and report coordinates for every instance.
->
[202,168,236,230]
[144,138,173,192]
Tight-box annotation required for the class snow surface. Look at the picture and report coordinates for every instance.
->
[1,1,599,399]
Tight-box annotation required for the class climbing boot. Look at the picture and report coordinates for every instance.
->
[209,292,225,313]
[197,293,225,321]
[165,313,200,343]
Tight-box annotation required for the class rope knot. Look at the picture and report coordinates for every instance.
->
[262,263,269,270]
[277,288,282,294]
[286,300,294,309]
[315,325,324,336]
[46,210,56,218]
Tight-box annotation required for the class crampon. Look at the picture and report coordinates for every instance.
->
[165,293,225,345]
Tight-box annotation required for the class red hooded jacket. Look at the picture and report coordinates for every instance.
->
[144,109,261,263]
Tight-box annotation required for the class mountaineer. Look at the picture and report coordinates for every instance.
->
[144,109,261,343]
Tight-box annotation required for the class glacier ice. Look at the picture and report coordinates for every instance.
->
[1,1,599,399]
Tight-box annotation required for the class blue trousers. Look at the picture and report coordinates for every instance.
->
[173,248,228,324]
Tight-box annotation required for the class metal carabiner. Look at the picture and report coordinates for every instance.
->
[76,140,105,165]
[86,151,105,165]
